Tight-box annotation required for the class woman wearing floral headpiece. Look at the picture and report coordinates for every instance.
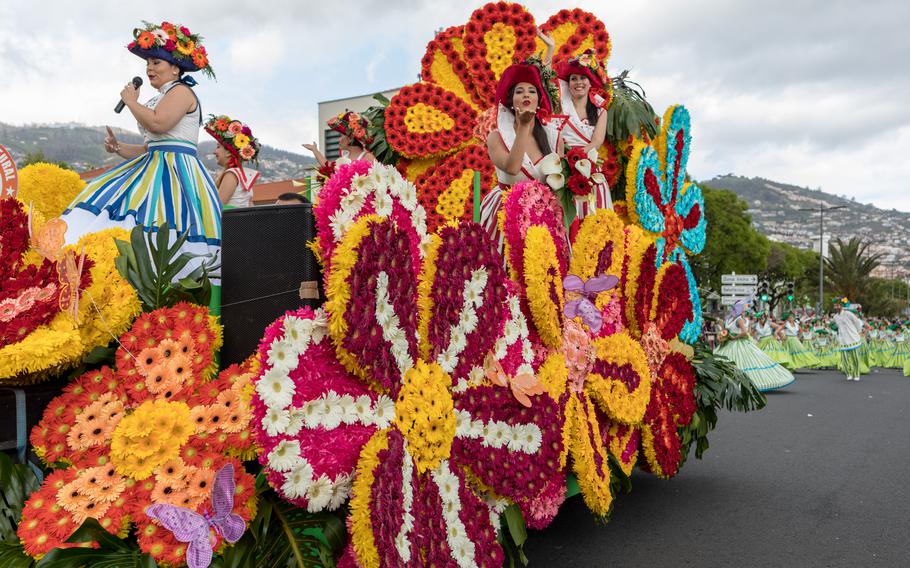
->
[206,115,261,209]
[62,21,221,281]
[480,57,564,248]
[555,48,612,214]
[302,111,375,168]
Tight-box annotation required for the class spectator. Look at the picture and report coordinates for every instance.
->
[275,192,309,205]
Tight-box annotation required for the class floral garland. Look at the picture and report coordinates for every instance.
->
[254,208,566,566]
[0,226,141,383]
[537,8,612,65]
[128,21,214,78]
[204,115,260,161]
[20,304,257,565]
[522,227,565,349]
[385,83,477,159]
[17,164,86,219]
[413,145,494,233]
[462,2,538,103]
[313,161,429,281]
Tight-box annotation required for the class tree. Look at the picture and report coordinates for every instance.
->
[690,185,770,293]
[824,237,883,303]
[20,150,73,171]
[760,241,817,313]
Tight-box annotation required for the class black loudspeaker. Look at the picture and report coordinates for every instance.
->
[221,204,323,367]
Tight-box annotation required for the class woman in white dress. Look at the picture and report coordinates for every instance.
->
[555,49,612,215]
[480,62,564,247]
[715,300,796,392]
[205,115,261,210]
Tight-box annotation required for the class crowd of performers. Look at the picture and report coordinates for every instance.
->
[714,299,910,388]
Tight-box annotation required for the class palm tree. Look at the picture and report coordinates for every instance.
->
[824,237,883,303]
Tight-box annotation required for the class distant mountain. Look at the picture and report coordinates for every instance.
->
[703,174,910,278]
[0,122,316,182]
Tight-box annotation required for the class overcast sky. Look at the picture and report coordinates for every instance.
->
[2,0,908,211]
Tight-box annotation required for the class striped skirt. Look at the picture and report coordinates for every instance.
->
[62,140,222,280]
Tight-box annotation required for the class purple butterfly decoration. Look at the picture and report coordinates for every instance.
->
[145,464,245,568]
[563,274,619,334]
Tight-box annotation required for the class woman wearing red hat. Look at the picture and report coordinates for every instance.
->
[480,60,564,247]
[303,111,375,167]
[556,49,612,213]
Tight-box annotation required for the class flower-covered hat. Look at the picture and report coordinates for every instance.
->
[128,21,215,79]
[557,49,611,108]
[327,111,372,146]
[205,115,261,162]
[495,63,554,119]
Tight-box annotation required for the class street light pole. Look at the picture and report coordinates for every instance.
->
[799,204,846,314]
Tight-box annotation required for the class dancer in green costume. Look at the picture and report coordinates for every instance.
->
[781,313,819,370]
[753,313,790,366]
[715,300,795,391]
[833,302,867,381]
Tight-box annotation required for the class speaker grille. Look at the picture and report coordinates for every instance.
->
[220,204,322,367]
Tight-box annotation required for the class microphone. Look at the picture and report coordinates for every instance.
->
[114,77,144,113]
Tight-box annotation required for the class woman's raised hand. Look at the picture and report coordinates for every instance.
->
[301,142,318,153]
[103,126,120,154]
[515,107,536,129]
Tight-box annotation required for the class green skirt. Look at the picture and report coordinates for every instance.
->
[782,336,820,370]
[884,341,910,368]
[715,337,795,392]
[758,336,791,366]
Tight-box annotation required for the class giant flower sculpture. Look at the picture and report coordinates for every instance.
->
[626,105,707,343]
[252,163,566,566]
[19,304,258,566]
[620,225,698,478]
[0,198,141,383]
[500,180,653,516]
[385,3,611,233]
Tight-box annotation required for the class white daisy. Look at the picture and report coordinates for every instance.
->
[301,400,323,429]
[283,316,310,346]
[373,395,395,427]
[305,475,334,512]
[493,338,508,360]
[506,425,525,453]
[263,407,291,437]
[280,461,314,499]
[152,29,169,43]
[467,417,485,438]
[285,408,305,436]
[318,391,344,430]
[350,174,374,195]
[454,409,472,437]
[485,422,509,449]
[267,339,297,372]
[521,424,542,453]
[353,395,373,424]
[467,365,485,386]
[395,533,411,562]
[373,190,393,217]
[256,368,295,410]
[507,295,521,313]
[453,378,470,393]
[336,394,357,425]
[374,296,393,326]
[503,321,520,344]
[268,440,303,472]
[450,535,476,565]
[433,467,460,502]
[521,342,535,363]
[437,350,457,374]
[369,164,388,188]
[328,473,352,510]
[447,329,467,354]
[460,310,478,335]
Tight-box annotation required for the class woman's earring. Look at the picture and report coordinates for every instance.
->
[173,70,178,75]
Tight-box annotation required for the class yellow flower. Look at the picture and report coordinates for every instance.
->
[233,134,250,149]
[177,40,195,56]
[17,163,86,219]
[110,400,193,480]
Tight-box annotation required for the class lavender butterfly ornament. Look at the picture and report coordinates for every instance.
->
[563,274,619,334]
[145,464,246,568]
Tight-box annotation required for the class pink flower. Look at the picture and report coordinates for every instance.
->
[240,125,252,136]
[227,121,243,135]
[164,40,177,52]
[179,26,191,37]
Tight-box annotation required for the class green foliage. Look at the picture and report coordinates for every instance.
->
[36,519,156,568]
[20,150,72,171]
[499,504,529,567]
[114,223,217,311]
[760,241,818,311]
[362,93,402,166]
[605,71,659,144]
[689,185,771,293]
[823,237,890,314]
[213,472,346,568]
[0,452,40,544]
[679,342,766,465]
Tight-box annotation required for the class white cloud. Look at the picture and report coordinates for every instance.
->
[0,0,907,211]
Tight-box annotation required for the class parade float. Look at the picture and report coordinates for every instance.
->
[0,4,764,567]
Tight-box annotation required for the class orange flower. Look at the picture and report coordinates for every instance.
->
[192,51,207,69]
[137,31,156,50]
[214,118,230,131]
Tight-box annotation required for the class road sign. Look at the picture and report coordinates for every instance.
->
[720,296,751,306]
[721,274,757,285]
[721,285,757,296]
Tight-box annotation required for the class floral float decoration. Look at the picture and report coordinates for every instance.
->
[626,104,707,343]
[252,164,567,565]
[19,303,258,566]
[0,198,141,383]
[500,180,653,515]
[386,4,611,233]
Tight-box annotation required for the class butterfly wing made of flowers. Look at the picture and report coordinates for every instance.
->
[145,504,212,560]
[209,464,245,542]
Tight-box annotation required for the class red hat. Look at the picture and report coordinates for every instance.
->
[556,50,611,109]
[495,64,553,118]
[556,60,605,91]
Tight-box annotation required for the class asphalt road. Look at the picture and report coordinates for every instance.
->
[524,368,910,567]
